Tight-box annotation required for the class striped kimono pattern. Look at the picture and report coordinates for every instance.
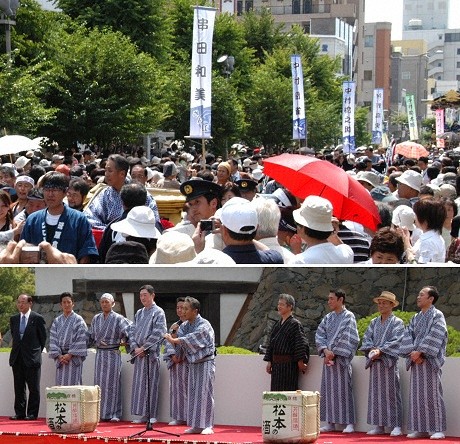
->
[89,311,131,420]
[360,314,404,427]
[315,309,359,425]
[400,306,447,433]
[164,341,188,422]
[176,315,215,430]
[129,303,167,418]
[263,315,309,391]
[48,312,88,386]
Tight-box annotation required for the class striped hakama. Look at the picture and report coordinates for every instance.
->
[89,311,131,420]
[315,309,359,425]
[263,315,309,391]
[400,306,447,433]
[129,303,167,419]
[164,341,188,422]
[176,314,215,429]
[48,311,88,386]
[360,314,404,427]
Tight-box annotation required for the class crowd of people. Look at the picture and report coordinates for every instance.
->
[0,142,460,264]
[264,287,448,439]
[9,288,216,435]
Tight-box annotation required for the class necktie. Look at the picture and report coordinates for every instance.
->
[19,315,26,339]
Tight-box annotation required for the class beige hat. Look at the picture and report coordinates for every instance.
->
[149,231,196,264]
[439,184,457,199]
[293,195,333,232]
[356,171,380,189]
[373,291,399,307]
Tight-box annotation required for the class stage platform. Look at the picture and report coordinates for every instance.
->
[1,417,459,443]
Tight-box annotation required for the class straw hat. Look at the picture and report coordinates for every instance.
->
[373,291,399,307]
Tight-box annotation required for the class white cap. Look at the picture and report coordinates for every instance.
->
[220,197,258,234]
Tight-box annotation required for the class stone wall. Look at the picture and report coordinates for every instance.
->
[232,267,460,352]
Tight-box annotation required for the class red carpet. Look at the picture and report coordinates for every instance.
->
[0,417,459,443]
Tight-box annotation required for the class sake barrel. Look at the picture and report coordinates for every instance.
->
[262,390,320,443]
[46,385,100,433]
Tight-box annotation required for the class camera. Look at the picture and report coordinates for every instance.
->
[200,219,215,232]
[19,245,47,264]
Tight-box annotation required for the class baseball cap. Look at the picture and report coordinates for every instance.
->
[220,197,258,234]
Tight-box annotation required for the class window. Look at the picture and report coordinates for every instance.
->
[245,0,253,12]
[321,44,329,52]
[457,48,460,55]
[445,33,460,43]
[237,0,243,15]
[364,70,373,81]
[402,71,411,80]
[364,101,372,108]
[457,62,460,69]
[364,35,374,47]
[292,0,300,14]
[303,0,312,13]
[457,75,460,82]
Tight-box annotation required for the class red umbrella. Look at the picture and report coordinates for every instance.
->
[394,141,429,159]
[263,153,381,231]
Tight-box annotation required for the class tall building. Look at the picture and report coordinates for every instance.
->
[360,22,392,110]
[402,0,450,42]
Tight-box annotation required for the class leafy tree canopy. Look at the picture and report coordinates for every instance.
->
[0,268,35,336]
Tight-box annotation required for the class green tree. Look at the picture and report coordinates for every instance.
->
[354,106,372,147]
[241,9,285,63]
[0,57,57,136]
[41,27,169,147]
[0,268,35,336]
[55,0,173,60]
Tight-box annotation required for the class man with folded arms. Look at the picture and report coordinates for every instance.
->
[400,286,447,440]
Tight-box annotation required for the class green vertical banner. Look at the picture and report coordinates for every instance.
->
[405,94,419,141]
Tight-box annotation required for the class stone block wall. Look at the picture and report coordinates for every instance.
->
[231,267,460,352]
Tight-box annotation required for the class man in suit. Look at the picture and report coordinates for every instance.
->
[9,294,47,420]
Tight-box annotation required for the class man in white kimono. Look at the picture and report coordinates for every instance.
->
[129,285,167,425]
[315,288,359,433]
[48,292,88,385]
[360,291,404,437]
[164,297,215,435]
[400,286,447,440]
[89,293,131,422]
[164,297,188,426]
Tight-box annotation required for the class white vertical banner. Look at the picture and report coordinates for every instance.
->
[189,6,217,139]
[371,88,384,144]
[405,94,419,141]
[342,81,356,153]
[291,55,306,141]
[435,108,445,148]
[221,0,235,14]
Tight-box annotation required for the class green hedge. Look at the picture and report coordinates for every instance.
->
[357,310,460,357]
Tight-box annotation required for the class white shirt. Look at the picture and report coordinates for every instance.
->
[288,243,354,264]
[413,230,445,263]
[259,237,294,264]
